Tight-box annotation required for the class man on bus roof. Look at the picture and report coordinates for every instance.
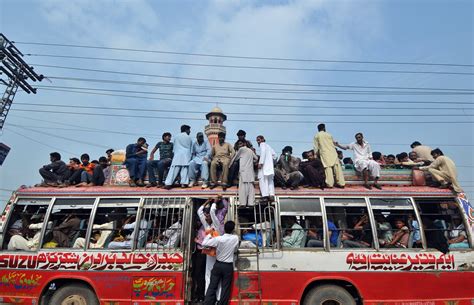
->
[38,152,70,187]
[419,148,463,193]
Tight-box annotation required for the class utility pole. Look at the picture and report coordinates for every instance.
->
[0,33,44,130]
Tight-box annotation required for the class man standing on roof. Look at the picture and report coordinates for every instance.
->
[313,124,345,188]
[229,130,253,186]
[336,132,382,190]
[410,141,434,164]
[230,140,258,206]
[164,125,193,189]
[419,148,463,193]
[256,135,276,203]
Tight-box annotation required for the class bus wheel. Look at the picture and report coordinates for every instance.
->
[49,284,99,305]
[304,285,356,305]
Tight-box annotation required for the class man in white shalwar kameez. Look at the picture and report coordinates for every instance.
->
[256,135,276,202]
[164,125,193,189]
[336,132,382,190]
[230,140,258,206]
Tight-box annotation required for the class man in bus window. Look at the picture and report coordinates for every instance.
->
[386,219,410,248]
[38,152,70,187]
[313,124,345,189]
[282,217,304,248]
[73,214,114,249]
[8,212,48,251]
[274,146,304,190]
[189,132,212,189]
[146,214,182,249]
[230,140,258,207]
[108,214,148,249]
[448,216,469,249]
[256,135,276,203]
[124,137,148,187]
[147,132,173,187]
[419,148,463,193]
[375,214,393,247]
[342,214,372,248]
[210,132,235,191]
[164,125,193,189]
[336,133,382,190]
[52,212,81,248]
[421,217,449,254]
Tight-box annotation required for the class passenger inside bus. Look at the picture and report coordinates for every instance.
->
[108,213,148,249]
[50,211,81,248]
[386,219,410,248]
[7,205,49,251]
[281,216,304,248]
[72,213,115,249]
[448,216,469,249]
[145,214,182,249]
[342,214,373,248]
[375,214,393,247]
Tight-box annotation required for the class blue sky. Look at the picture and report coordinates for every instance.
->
[0,0,473,208]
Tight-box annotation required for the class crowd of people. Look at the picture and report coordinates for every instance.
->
[38,123,464,202]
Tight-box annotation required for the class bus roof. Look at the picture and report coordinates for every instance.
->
[13,185,455,198]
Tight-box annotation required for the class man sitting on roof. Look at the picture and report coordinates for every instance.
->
[336,133,382,190]
[38,152,70,187]
[419,148,463,193]
[124,137,148,187]
[274,146,304,190]
[300,150,325,189]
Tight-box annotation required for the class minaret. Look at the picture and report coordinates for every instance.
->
[204,106,227,147]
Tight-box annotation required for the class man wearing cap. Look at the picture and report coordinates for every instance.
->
[256,135,276,202]
[189,132,212,188]
[229,130,253,186]
[274,146,304,190]
[164,125,193,189]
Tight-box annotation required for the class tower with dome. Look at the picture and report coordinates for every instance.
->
[204,106,227,147]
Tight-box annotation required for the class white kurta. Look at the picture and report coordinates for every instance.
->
[339,140,381,178]
[258,142,276,197]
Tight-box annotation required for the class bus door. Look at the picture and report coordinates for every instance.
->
[130,197,187,304]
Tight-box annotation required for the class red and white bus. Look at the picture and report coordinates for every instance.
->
[0,185,473,305]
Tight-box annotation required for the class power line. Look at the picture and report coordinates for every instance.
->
[34,63,474,91]
[4,127,76,155]
[10,108,474,124]
[35,85,474,105]
[16,41,474,68]
[46,76,474,95]
[36,87,474,109]
[26,53,474,76]
[12,103,474,117]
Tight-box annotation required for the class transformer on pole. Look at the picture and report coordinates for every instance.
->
[0,33,44,130]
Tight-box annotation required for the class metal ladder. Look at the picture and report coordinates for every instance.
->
[236,199,276,305]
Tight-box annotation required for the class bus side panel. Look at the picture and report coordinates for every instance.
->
[0,269,184,305]
[231,271,474,305]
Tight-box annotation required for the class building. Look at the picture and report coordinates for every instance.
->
[204,106,227,146]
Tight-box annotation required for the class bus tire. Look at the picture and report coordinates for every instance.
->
[304,284,356,305]
[49,284,99,305]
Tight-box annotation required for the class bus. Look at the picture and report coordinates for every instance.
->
[0,184,473,305]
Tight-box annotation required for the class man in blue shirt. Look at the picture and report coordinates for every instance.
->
[164,125,193,189]
[189,132,212,188]
[124,137,148,187]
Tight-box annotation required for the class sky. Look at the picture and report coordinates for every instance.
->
[0,0,473,209]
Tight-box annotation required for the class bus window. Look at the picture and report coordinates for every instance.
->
[279,198,322,249]
[42,198,94,249]
[3,198,51,251]
[79,198,140,250]
[139,197,185,251]
[324,198,374,249]
[370,198,418,249]
[237,205,276,249]
[415,198,471,252]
